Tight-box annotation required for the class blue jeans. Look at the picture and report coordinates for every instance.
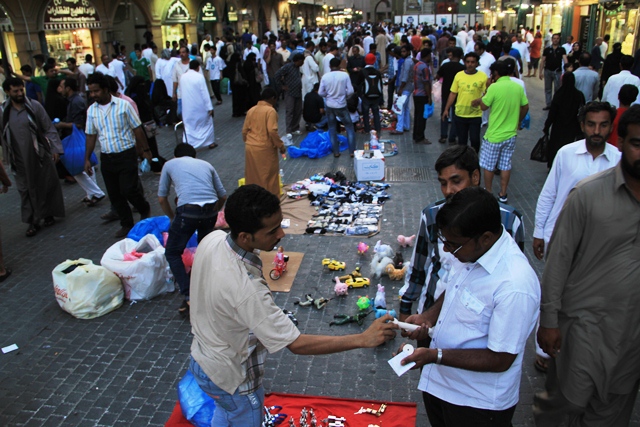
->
[440,99,458,141]
[313,115,328,129]
[361,97,381,134]
[326,106,356,155]
[190,357,264,427]
[395,90,412,132]
[454,116,482,152]
[165,203,218,299]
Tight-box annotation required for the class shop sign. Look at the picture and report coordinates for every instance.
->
[228,6,238,22]
[44,0,101,30]
[0,5,13,32]
[200,2,219,22]
[165,0,192,24]
[240,8,255,20]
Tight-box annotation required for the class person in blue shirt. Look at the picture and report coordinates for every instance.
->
[19,65,42,104]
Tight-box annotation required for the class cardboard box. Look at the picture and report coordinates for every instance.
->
[354,150,385,181]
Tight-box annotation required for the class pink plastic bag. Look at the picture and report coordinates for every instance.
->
[215,210,228,229]
[182,247,197,273]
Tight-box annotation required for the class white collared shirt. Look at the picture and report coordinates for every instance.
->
[318,70,354,109]
[602,70,640,107]
[418,228,540,410]
[533,140,620,244]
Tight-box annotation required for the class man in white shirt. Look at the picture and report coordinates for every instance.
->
[363,31,374,54]
[206,46,226,105]
[322,45,338,78]
[200,34,212,57]
[400,186,539,427]
[155,51,179,97]
[600,34,609,59]
[602,54,640,107]
[243,40,260,63]
[109,56,128,94]
[78,54,94,92]
[531,102,620,373]
[562,35,574,55]
[95,54,115,78]
[301,42,319,97]
[172,47,203,115]
[318,57,355,157]
[512,34,530,75]
[142,44,153,62]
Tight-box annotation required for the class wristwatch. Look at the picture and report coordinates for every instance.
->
[436,348,443,365]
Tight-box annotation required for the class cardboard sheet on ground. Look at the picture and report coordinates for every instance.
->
[165,392,417,427]
[279,189,317,235]
[258,251,304,293]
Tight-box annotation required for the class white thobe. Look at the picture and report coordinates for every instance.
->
[180,70,215,149]
[109,59,127,94]
[301,54,319,97]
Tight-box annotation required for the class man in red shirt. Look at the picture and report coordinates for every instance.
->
[608,84,639,147]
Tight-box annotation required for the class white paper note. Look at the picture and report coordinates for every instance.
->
[388,344,416,376]
[2,344,18,354]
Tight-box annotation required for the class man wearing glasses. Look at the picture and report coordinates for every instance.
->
[399,146,524,332]
[398,187,540,426]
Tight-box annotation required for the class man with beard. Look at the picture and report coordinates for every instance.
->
[0,78,65,237]
[399,146,524,326]
[188,184,398,426]
[534,104,640,426]
[531,102,620,373]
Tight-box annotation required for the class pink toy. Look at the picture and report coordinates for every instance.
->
[334,277,348,296]
[357,242,369,255]
[374,284,386,308]
[397,234,416,247]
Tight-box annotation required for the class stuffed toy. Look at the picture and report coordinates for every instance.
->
[384,263,407,281]
[370,255,394,278]
[397,234,416,247]
[373,240,395,259]
[393,252,404,269]
[357,242,369,255]
[334,277,348,296]
[375,308,397,319]
[374,284,386,308]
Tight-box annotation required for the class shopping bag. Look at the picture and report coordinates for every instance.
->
[520,112,531,130]
[52,258,123,319]
[392,94,407,115]
[220,77,229,94]
[100,235,174,300]
[177,371,216,427]
[432,79,442,104]
[60,125,98,176]
[423,103,434,119]
[530,134,549,163]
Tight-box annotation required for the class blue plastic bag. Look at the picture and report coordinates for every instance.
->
[126,216,198,247]
[520,112,531,130]
[60,125,98,176]
[287,131,347,159]
[423,103,434,119]
[177,370,216,427]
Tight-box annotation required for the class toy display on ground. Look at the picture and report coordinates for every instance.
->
[286,172,390,237]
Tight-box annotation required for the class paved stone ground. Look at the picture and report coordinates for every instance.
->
[0,74,638,427]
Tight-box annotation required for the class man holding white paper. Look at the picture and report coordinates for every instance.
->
[398,187,539,427]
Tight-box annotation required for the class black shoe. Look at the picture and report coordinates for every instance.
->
[543,106,550,111]
[101,211,120,222]
[179,299,190,317]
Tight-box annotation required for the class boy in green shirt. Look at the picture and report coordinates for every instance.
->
[132,48,152,81]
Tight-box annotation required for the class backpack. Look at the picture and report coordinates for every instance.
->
[219,43,230,61]
[361,68,382,98]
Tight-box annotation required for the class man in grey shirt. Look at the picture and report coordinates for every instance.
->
[158,143,227,316]
[573,53,600,102]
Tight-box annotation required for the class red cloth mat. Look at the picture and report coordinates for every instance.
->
[166,393,417,427]
[265,392,417,427]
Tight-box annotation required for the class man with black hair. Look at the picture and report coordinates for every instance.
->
[473,60,529,203]
[609,84,639,146]
[33,54,45,77]
[534,104,640,426]
[0,77,65,237]
[540,33,568,109]
[180,60,216,150]
[85,72,152,238]
[436,47,464,144]
[359,53,383,135]
[19,65,42,103]
[573,53,600,102]
[13,64,60,102]
[400,145,524,326]
[413,48,433,144]
[303,82,327,131]
[159,143,226,316]
[189,184,398,427]
[274,53,304,135]
[602,54,640,107]
[399,186,539,427]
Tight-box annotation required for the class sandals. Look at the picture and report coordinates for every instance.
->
[0,269,11,282]
[43,217,55,227]
[26,224,41,237]
[534,355,549,373]
[208,143,219,150]
[86,195,105,207]
[178,300,190,317]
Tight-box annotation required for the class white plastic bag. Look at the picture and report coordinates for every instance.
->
[392,94,407,115]
[52,258,123,319]
[101,235,174,300]
[432,79,442,104]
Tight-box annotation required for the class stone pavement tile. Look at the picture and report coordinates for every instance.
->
[0,80,638,427]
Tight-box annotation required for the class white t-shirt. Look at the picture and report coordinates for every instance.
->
[206,56,226,80]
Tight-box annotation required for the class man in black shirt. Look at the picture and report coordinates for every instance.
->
[303,83,327,130]
[539,33,567,110]
[436,47,465,143]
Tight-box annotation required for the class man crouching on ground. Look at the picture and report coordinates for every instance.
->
[188,184,398,426]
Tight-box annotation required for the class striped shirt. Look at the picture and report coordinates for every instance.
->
[85,95,141,154]
[400,199,524,315]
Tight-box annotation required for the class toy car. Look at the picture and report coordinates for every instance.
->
[345,277,370,289]
[322,258,346,271]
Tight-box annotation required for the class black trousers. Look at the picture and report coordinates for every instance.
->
[211,79,222,102]
[423,392,515,427]
[100,147,150,228]
[413,95,428,141]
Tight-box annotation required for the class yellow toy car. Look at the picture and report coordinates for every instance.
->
[345,277,370,289]
[322,258,346,271]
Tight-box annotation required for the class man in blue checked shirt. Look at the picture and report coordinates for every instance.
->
[84,72,153,239]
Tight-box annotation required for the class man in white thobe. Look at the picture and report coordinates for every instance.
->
[301,43,319,97]
[181,61,216,150]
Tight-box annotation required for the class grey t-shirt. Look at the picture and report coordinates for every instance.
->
[400,56,415,93]
[158,156,226,206]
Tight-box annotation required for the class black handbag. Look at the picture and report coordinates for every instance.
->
[530,134,549,163]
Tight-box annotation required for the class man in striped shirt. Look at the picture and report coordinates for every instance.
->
[399,146,524,328]
[84,72,152,238]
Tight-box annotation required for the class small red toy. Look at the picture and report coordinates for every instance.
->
[270,247,289,280]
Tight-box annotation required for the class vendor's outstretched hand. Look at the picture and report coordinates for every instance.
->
[361,314,397,347]
[401,314,432,341]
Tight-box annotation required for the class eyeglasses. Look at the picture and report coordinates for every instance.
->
[437,232,476,254]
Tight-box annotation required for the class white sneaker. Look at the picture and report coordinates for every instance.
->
[292,130,302,135]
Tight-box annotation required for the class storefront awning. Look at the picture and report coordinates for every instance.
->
[44,0,101,30]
